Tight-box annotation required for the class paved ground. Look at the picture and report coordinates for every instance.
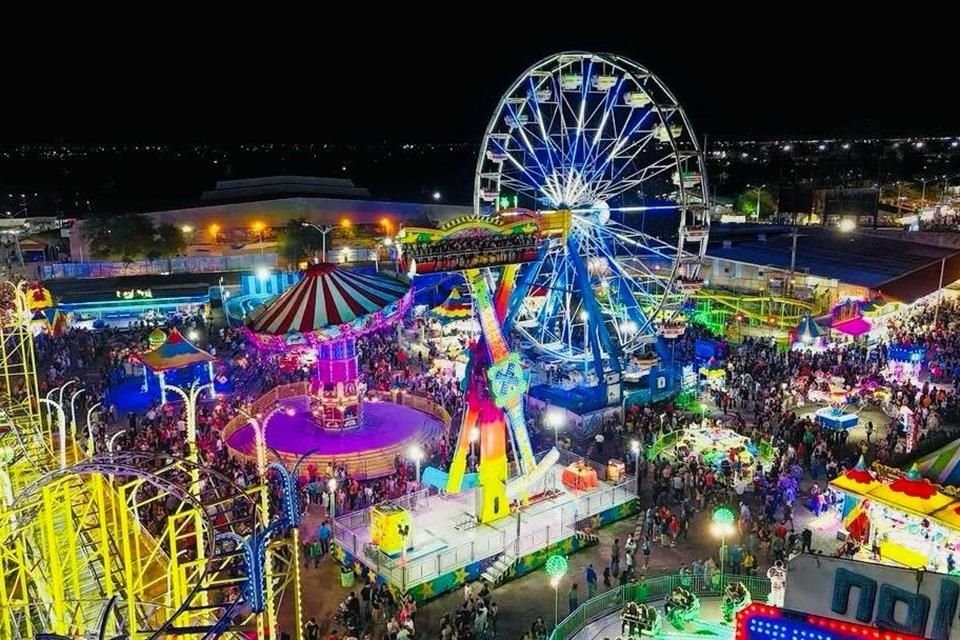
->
[277,395,902,638]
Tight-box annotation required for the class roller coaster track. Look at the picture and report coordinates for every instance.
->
[0,283,264,639]
[692,289,823,333]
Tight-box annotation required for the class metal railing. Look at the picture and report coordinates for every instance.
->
[333,469,638,591]
[41,253,278,279]
[550,573,771,640]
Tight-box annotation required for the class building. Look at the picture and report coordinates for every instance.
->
[704,225,960,306]
[67,176,467,265]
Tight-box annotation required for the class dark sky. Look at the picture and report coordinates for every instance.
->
[5,17,956,143]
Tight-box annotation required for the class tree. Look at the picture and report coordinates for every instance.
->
[151,223,187,259]
[278,218,326,264]
[735,187,778,219]
[85,211,157,262]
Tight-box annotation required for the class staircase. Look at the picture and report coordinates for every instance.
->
[480,551,518,586]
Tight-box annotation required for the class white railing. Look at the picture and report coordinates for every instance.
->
[333,466,637,590]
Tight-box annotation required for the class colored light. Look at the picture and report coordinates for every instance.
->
[545,554,568,578]
[209,223,221,238]
[341,218,352,228]
[181,224,194,233]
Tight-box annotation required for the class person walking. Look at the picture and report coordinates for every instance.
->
[567,583,579,614]
[586,564,598,597]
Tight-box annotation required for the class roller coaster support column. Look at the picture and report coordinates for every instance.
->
[162,380,213,617]
[240,406,284,640]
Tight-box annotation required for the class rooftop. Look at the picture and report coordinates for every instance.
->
[200,176,371,203]
[707,226,958,287]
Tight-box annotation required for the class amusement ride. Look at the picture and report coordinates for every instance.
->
[0,51,713,639]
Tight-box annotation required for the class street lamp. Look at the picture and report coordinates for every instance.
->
[85,401,101,456]
[69,387,86,441]
[545,554,568,631]
[302,221,334,262]
[711,506,736,586]
[328,477,338,519]
[251,221,266,256]
[408,444,424,483]
[630,439,641,472]
[546,408,565,448]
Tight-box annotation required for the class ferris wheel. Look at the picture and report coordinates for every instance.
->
[475,52,710,369]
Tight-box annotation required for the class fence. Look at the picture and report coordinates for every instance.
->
[333,463,637,592]
[550,573,771,640]
[220,384,453,474]
[41,253,278,279]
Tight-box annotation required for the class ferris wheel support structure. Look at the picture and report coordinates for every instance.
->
[477,52,710,389]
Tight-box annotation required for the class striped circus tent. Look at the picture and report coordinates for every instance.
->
[430,287,473,322]
[917,440,960,486]
[137,328,216,372]
[247,263,411,336]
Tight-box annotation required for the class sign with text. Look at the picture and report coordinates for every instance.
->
[785,554,960,640]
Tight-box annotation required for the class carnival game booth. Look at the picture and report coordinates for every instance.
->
[246,262,413,430]
[829,462,960,574]
[136,328,217,404]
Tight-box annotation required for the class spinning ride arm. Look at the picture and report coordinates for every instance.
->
[465,268,537,476]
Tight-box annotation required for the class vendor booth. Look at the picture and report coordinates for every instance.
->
[829,462,960,574]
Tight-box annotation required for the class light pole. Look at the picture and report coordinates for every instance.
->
[630,439,640,474]
[69,388,85,441]
[38,398,67,469]
[408,444,424,484]
[301,222,334,262]
[85,402,101,456]
[580,310,589,373]
[920,178,929,211]
[238,405,284,640]
[545,554,568,632]
[755,184,767,220]
[107,429,126,454]
[328,477,338,520]
[711,506,736,587]
[546,408,565,448]
[251,221,266,257]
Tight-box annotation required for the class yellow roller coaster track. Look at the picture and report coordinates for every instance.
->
[0,283,298,639]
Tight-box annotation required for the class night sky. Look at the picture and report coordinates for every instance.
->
[5,19,955,142]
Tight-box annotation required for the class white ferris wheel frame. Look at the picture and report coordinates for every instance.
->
[474,51,711,364]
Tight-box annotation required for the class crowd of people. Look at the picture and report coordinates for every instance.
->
[21,283,960,639]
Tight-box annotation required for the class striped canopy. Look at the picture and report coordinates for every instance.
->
[430,287,473,321]
[247,263,411,337]
[138,328,216,372]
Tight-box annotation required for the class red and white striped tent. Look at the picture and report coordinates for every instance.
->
[246,263,411,344]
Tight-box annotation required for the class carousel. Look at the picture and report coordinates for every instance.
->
[245,262,413,430]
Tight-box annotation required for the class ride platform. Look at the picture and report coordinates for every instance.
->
[332,452,638,601]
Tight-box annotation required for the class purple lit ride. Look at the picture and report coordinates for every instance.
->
[244,262,412,430]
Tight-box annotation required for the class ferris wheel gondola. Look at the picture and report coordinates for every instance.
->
[475,52,710,370]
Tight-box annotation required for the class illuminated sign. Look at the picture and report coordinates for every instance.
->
[116,288,154,300]
[785,555,960,640]
[736,603,923,640]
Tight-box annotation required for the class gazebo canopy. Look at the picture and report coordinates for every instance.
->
[794,314,823,342]
[137,328,216,372]
[430,287,473,322]
[247,263,411,341]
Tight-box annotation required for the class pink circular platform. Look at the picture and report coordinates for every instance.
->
[225,396,445,479]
